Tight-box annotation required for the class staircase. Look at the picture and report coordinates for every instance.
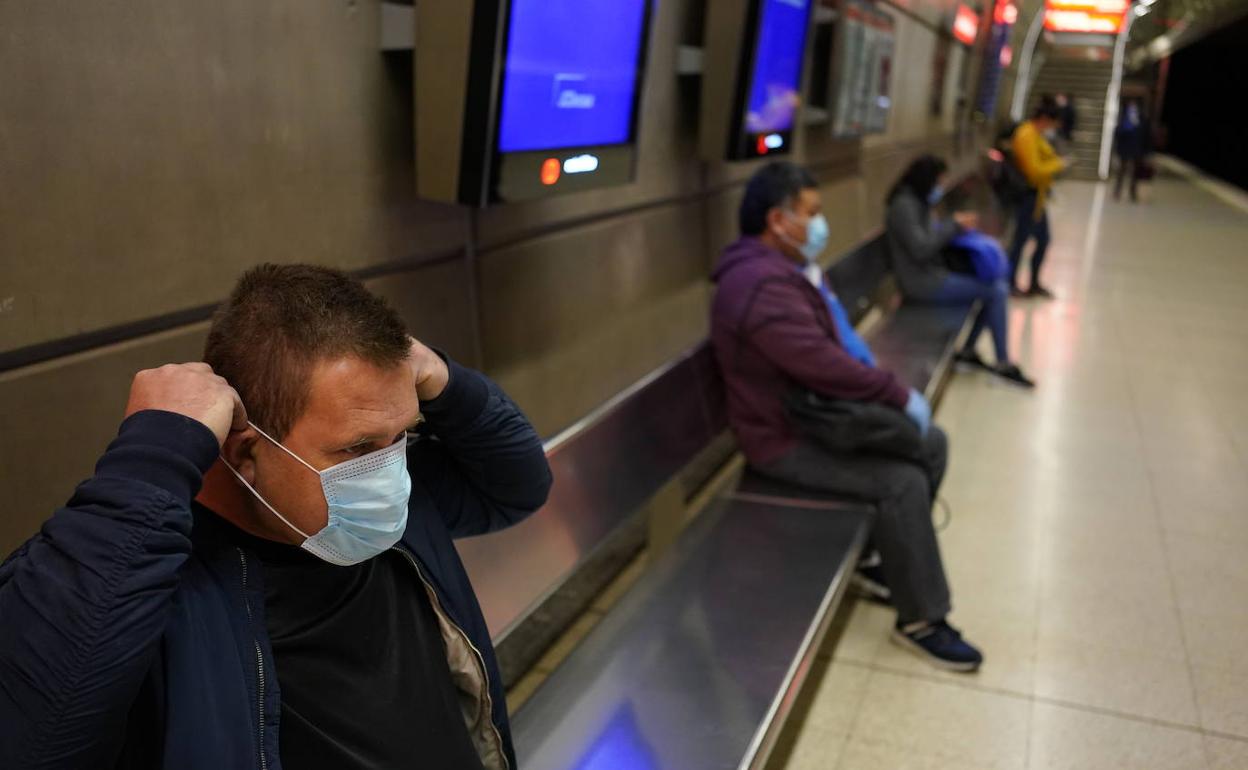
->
[1030,57,1114,180]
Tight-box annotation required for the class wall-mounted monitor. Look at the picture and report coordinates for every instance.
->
[829,0,896,139]
[701,0,816,161]
[803,1,839,127]
[416,1,654,207]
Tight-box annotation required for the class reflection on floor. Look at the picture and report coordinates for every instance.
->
[780,168,1248,769]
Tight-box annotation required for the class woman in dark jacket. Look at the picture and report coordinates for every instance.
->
[885,155,1034,388]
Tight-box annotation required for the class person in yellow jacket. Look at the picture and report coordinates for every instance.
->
[1008,102,1067,298]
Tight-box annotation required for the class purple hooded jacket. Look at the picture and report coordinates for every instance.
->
[710,236,911,467]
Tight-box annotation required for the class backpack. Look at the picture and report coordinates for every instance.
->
[985,122,1030,207]
[945,230,1010,283]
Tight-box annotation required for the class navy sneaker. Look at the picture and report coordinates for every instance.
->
[992,363,1036,389]
[953,349,990,372]
[852,552,892,604]
[891,620,984,672]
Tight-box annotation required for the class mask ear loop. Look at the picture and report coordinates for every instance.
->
[247,421,321,475]
[218,420,318,540]
[774,209,807,254]
[219,459,313,540]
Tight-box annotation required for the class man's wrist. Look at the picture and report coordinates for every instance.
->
[420,355,490,431]
[96,411,221,502]
[416,355,451,401]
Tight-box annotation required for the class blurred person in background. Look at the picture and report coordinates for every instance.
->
[1114,98,1151,203]
[710,162,984,673]
[1008,101,1067,299]
[885,155,1035,388]
[1055,92,1077,148]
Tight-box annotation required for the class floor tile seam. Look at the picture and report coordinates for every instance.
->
[830,725,853,770]
[833,651,887,764]
[1024,498,1044,770]
[835,650,878,744]
[1140,474,1205,684]
[1123,338,1219,750]
[1031,616,1191,661]
[835,731,1025,770]
[1224,421,1248,468]
[1030,692,1210,737]
[1204,729,1248,746]
[847,618,1218,737]
[844,658,1036,705]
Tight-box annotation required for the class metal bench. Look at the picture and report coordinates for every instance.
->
[456,231,979,770]
[828,233,979,407]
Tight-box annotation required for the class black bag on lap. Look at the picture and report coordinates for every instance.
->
[785,388,924,461]
[942,244,975,276]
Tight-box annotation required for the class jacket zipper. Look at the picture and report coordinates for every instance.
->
[237,548,269,770]
[393,548,509,770]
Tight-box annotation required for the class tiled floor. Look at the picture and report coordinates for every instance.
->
[781,165,1248,769]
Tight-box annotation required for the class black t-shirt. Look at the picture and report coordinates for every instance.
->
[234,530,486,770]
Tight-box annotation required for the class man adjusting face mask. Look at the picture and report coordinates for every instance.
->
[1,264,554,770]
[222,421,412,566]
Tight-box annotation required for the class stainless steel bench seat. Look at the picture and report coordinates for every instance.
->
[513,495,871,770]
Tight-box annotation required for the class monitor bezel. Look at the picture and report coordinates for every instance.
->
[467,0,657,205]
[726,0,815,160]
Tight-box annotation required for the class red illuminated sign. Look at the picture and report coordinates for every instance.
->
[756,135,770,155]
[994,0,1019,25]
[953,4,981,45]
[540,158,561,186]
[1044,0,1128,33]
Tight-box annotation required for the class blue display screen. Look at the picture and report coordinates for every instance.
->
[745,0,812,134]
[497,0,649,153]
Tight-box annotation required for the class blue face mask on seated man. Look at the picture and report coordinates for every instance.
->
[223,422,412,566]
[782,211,830,262]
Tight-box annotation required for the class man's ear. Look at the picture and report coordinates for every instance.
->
[765,206,788,236]
[221,427,260,483]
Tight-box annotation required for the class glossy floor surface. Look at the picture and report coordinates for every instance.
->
[780,166,1248,769]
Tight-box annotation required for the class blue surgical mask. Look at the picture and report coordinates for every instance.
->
[223,422,412,566]
[927,185,945,206]
[784,211,830,262]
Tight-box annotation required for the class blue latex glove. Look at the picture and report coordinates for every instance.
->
[904,388,932,438]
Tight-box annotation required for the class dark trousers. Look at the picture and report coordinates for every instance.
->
[1115,156,1140,201]
[912,275,1010,364]
[1008,193,1050,291]
[756,427,953,624]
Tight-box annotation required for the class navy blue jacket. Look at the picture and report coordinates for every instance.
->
[0,359,553,769]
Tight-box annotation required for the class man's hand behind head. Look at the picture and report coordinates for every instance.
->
[408,338,449,403]
[125,363,247,448]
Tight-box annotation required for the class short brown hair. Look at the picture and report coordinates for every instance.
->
[204,264,410,438]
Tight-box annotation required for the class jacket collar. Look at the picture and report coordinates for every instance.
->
[713,236,804,282]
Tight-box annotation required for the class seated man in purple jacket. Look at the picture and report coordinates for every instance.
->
[0,264,552,769]
[711,162,982,672]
